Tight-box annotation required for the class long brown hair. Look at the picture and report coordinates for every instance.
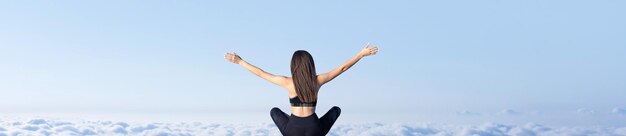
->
[291,50,318,102]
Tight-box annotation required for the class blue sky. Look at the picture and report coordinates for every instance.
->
[1,0,625,126]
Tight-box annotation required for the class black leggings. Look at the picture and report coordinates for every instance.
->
[270,106,341,136]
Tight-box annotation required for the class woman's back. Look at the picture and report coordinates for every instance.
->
[284,77,318,117]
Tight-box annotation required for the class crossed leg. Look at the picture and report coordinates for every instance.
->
[319,106,341,135]
[270,107,289,135]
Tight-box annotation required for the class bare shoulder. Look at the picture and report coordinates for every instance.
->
[284,77,297,96]
[316,73,329,85]
[286,77,294,87]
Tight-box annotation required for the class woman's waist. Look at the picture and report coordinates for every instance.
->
[290,106,316,117]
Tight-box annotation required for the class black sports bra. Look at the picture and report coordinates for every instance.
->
[289,96,317,107]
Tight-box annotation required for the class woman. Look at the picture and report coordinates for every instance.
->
[224,43,379,136]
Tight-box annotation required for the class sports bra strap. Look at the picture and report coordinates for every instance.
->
[289,96,317,107]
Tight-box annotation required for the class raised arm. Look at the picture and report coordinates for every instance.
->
[317,43,379,85]
[225,53,290,88]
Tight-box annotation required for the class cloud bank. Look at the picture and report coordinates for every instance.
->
[2,118,626,136]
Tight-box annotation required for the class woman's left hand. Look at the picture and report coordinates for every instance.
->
[225,52,242,64]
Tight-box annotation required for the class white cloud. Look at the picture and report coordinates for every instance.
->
[497,109,522,115]
[1,118,626,136]
[456,110,480,116]
[613,107,626,115]
[615,127,626,135]
[577,108,595,114]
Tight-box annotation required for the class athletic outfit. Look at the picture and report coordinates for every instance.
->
[270,96,341,136]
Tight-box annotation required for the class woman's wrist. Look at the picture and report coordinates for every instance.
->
[357,52,366,58]
[238,60,245,65]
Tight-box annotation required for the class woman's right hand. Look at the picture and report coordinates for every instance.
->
[359,42,379,57]
[224,52,243,64]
